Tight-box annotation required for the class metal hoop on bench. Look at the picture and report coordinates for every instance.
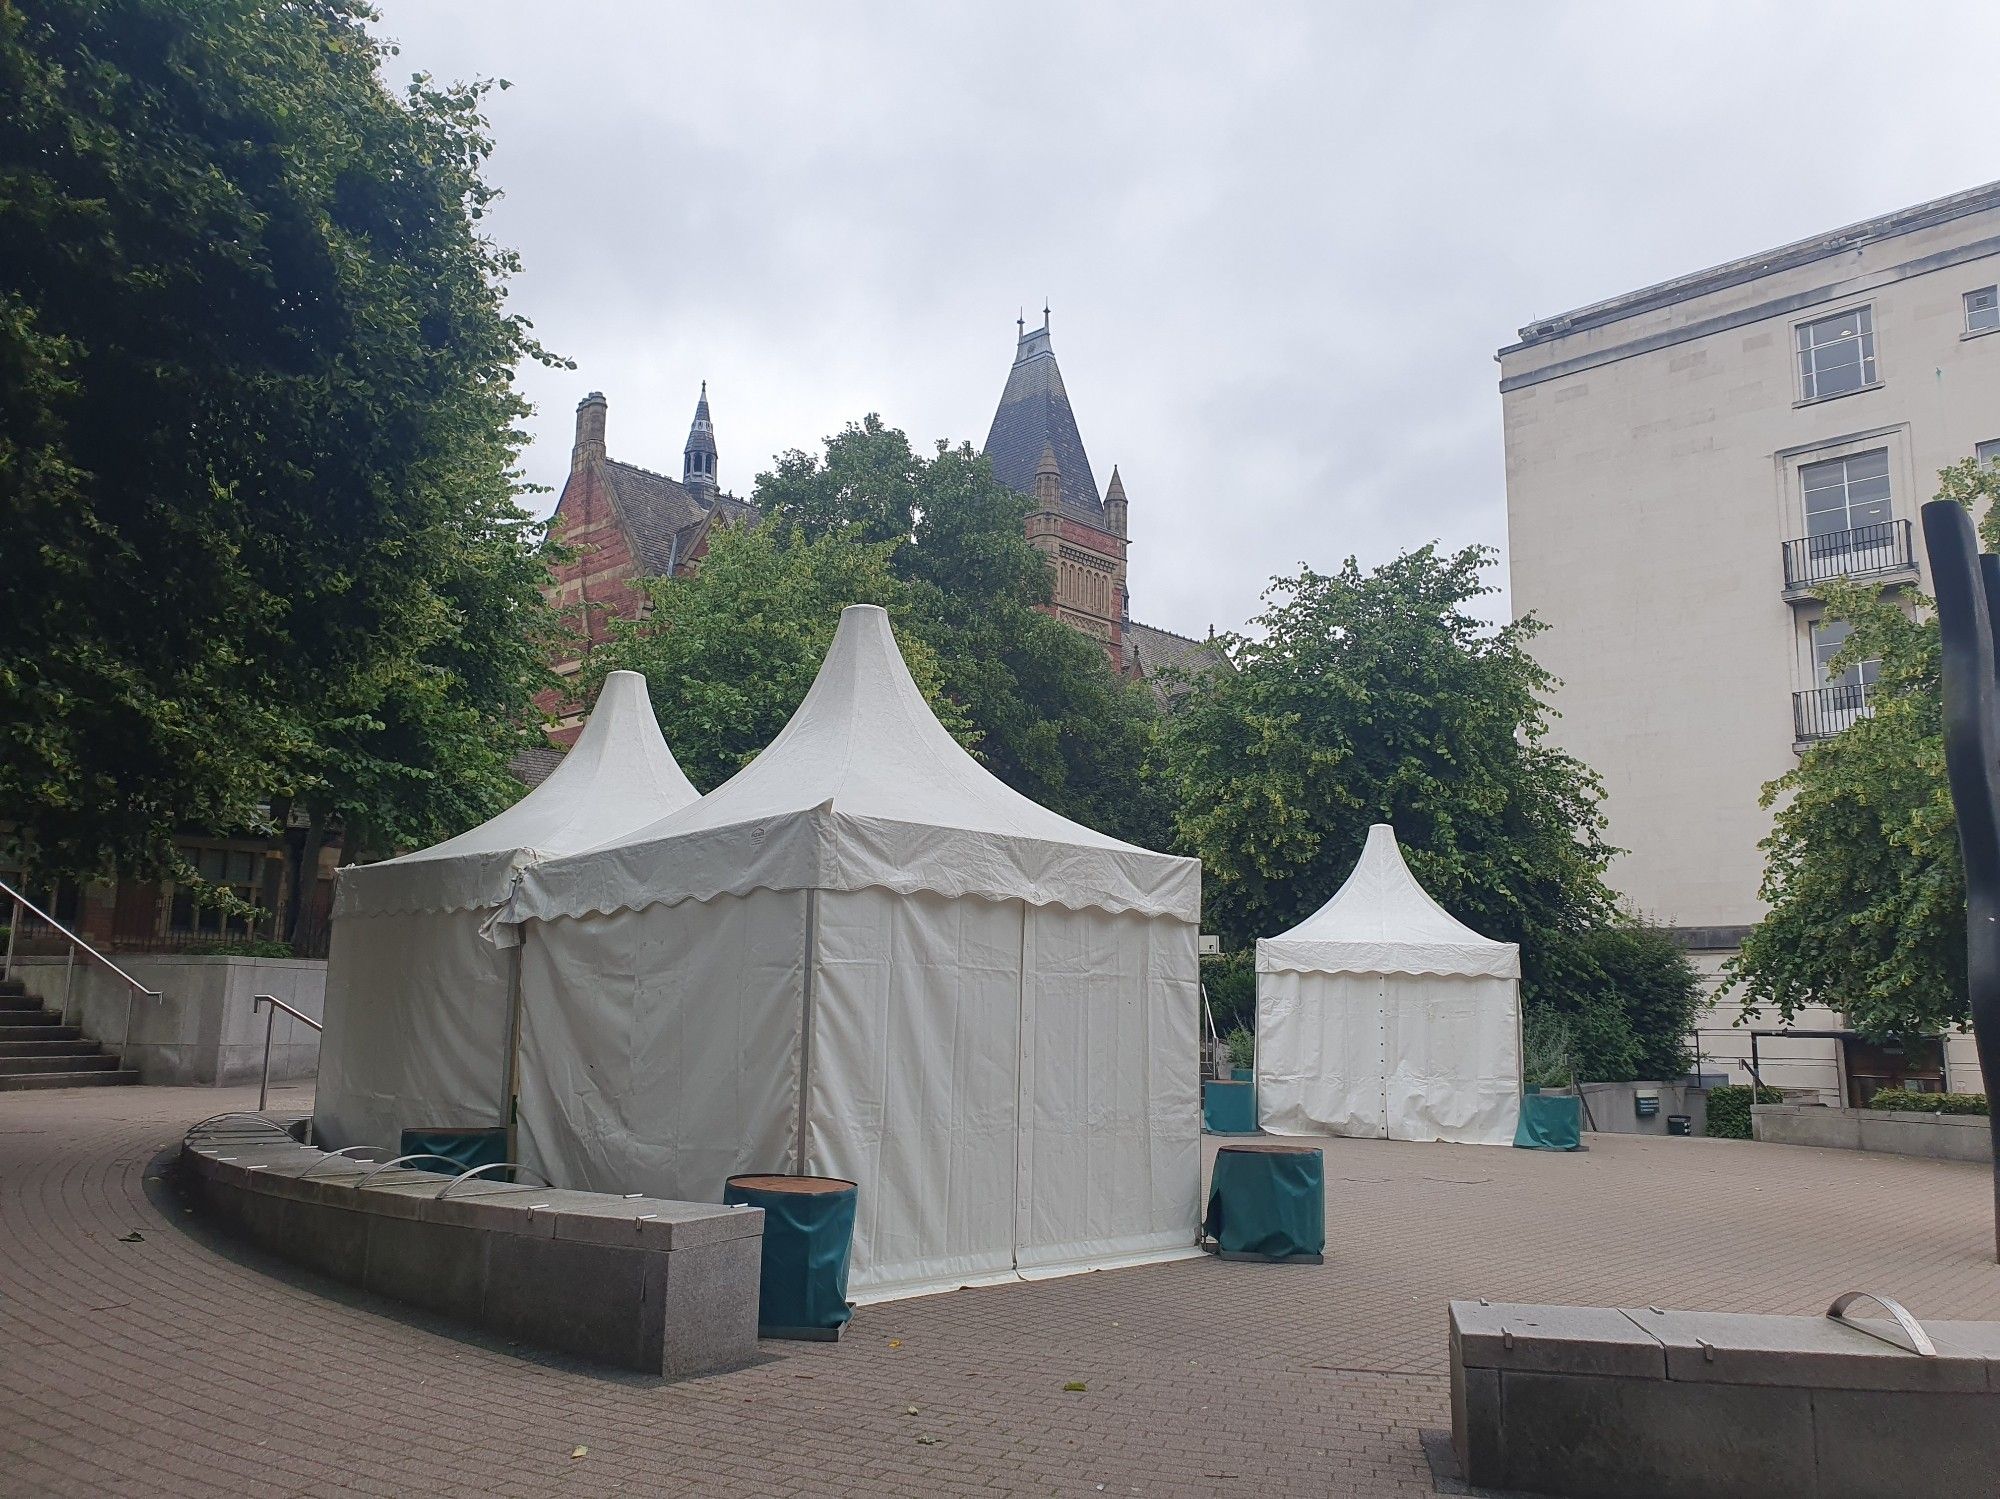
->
[1827,1290,1937,1357]
[433,1162,554,1200]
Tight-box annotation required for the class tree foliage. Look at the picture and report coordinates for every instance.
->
[1728,459,2000,1038]
[0,0,562,928]
[1159,544,1696,1078]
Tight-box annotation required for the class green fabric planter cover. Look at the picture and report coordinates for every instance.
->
[725,1174,857,1338]
[1202,1144,1324,1261]
[1231,1066,1254,1082]
[398,1126,508,1177]
[1203,1080,1259,1134]
[1513,1093,1583,1151]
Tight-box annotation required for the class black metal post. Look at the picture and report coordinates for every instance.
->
[1919,499,2000,1260]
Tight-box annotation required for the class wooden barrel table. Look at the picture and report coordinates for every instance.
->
[723,1174,859,1340]
[1201,1141,1324,1264]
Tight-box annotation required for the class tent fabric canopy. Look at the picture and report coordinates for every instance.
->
[1255,824,1522,1148]
[505,605,1203,1299]
[333,670,698,919]
[312,670,699,1156]
[1256,825,1521,978]
[507,605,1198,924]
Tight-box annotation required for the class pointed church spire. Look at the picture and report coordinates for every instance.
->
[1103,464,1128,538]
[682,381,717,497]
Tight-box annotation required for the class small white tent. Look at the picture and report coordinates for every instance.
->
[1255,825,1522,1146]
[504,605,1203,1299]
[313,671,698,1153]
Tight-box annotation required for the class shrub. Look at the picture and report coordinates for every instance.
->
[1201,950,1256,1035]
[1225,1026,1255,1071]
[1521,1009,1577,1089]
[1705,1083,1785,1139]
[1867,1088,1988,1115]
[184,939,296,959]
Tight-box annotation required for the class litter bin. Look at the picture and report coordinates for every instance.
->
[1202,1142,1324,1263]
[724,1174,857,1341]
[1667,1114,1692,1137]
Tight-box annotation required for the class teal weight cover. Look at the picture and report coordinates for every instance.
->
[1512,1093,1582,1150]
[398,1126,508,1176]
[1202,1145,1324,1259]
[725,1175,857,1336]
[1202,1080,1258,1134]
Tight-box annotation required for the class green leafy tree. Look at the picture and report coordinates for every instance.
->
[0,0,564,934]
[1160,544,1684,1077]
[754,417,1173,846]
[1728,459,2000,1038]
[583,524,969,791]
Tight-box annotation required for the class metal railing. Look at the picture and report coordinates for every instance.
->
[2,876,163,1053]
[1794,682,1872,742]
[1782,520,1915,593]
[252,992,321,1114]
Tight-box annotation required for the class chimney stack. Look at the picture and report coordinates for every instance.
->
[573,391,607,472]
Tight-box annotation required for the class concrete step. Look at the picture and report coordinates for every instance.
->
[0,1021,79,1041]
[0,1039,100,1058]
[0,1054,122,1076]
[0,994,43,1012]
[0,978,26,997]
[0,1069,138,1091]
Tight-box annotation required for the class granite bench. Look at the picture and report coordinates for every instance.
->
[180,1119,763,1377]
[1450,1296,2000,1498]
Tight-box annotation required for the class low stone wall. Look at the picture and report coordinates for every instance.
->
[1451,1299,2000,1497]
[1566,1080,1709,1136]
[1753,1103,1992,1163]
[180,1120,763,1377]
[12,954,324,1085]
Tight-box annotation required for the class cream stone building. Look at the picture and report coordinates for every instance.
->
[1500,182,2000,1100]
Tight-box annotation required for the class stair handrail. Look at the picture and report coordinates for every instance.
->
[0,876,162,1000]
[251,993,321,1118]
[2,876,162,1058]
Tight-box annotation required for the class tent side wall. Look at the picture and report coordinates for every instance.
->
[313,910,512,1152]
[1384,973,1522,1147]
[1256,968,1389,1139]
[1015,904,1201,1275]
[805,887,1023,1294]
[516,891,806,1200]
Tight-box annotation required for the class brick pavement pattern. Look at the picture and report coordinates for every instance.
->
[2,1084,1997,1498]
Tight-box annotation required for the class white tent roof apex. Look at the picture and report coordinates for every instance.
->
[510,604,1200,922]
[333,669,700,918]
[1256,823,1520,978]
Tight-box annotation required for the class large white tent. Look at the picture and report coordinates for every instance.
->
[314,671,698,1153]
[1255,824,1522,1146]
[503,604,1204,1299]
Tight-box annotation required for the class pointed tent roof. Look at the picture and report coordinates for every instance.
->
[334,671,699,918]
[982,318,1104,523]
[1256,825,1520,978]
[511,605,1199,923]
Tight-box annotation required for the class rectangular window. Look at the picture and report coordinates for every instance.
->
[1801,448,1892,548]
[1967,286,1999,334]
[1795,306,1877,400]
[168,845,266,940]
[1978,439,2000,467]
[1813,618,1881,691]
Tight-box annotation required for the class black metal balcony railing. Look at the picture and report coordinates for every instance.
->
[1794,682,1872,742]
[1782,520,1914,593]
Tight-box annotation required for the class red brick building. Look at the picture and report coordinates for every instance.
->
[536,386,756,745]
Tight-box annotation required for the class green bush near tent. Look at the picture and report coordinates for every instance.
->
[1705,1084,1785,1139]
[1867,1088,1987,1115]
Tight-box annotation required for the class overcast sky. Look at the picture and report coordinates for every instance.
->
[370,1,2000,636]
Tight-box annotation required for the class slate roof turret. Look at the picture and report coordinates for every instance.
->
[982,312,1105,523]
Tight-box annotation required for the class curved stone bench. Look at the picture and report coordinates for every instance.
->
[1451,1298,2000,1498]
[180,1121,762,1377]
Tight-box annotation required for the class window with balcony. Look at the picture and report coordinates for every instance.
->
[1783,448,1908,593]
[1795,306,1877,401]
[1795,617,1879,741]
[1967,286,1999,334]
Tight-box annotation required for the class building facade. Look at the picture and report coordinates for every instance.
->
[536,386,756,744]
[1500,181,2000,1098]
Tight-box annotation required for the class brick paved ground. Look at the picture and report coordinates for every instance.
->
[2,1085,1996,1498]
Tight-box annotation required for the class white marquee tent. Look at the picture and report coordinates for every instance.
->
[1255,824,1522,1146]
[314,670,698,1153]
[503,605,1204,1299]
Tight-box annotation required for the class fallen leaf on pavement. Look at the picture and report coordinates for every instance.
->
[118,1232,143,1243]
[1063,1381,1087,1392]
[570,1446,587,1459]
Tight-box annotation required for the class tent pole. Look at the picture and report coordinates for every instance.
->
[796,889,819,1174]
[500,931,526,1164]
